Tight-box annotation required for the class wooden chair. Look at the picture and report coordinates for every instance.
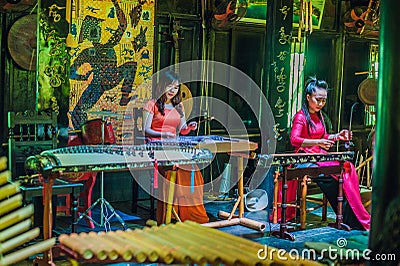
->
[7,111,95,228]
[7,111,57,178]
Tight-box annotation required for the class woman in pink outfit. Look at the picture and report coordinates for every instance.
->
[289,77,370,230]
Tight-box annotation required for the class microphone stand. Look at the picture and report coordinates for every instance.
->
[76,116,127,231]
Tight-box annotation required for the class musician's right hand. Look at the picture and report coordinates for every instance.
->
[319,139,335,150]
[161,132,176,139]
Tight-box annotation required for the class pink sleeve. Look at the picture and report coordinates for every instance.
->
[144,100,156,114]
[290,112,306,149]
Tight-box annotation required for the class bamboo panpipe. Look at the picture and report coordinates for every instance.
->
[112,230,159,262]
[98,231,143,262]
[0,238,56,266]
[0,157,6,171]
[0,205,34,231]
[73,232,108,260]
[189,221,280,260]
[0,228,40,254]
[96,232,133,261]
[144,226,214,265]
[0,171,10,186]
[85,232,119,261]
[0,194,22,216]
[120,230,176,264]
[0,219,31,242]
[151,224,249,266]
[57,221,321,265]
[188,221,320,265]
[0,182,20,201]
[59,233,94,260]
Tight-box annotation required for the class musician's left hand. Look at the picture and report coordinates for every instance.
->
[337,129,352,141]
[187,121,197,131]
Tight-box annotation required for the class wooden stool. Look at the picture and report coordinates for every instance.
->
[56,194,71,215]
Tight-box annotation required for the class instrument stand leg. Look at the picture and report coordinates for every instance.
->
[75,171,127,231]
[210,156,266,232]
[328,167,351,231]
[271,167,295,241]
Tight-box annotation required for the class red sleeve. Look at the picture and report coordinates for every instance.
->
[144,99,156,114]
[290,111,306,149]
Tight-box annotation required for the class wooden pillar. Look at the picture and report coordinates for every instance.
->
[369,0,400,262]
[264,0,293,152]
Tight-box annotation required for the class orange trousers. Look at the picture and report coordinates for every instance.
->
[156,166,209,225]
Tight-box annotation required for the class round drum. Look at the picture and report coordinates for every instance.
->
[81,119,116,145]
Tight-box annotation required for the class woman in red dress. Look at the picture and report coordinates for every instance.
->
[143,70,209,225]
[289,77,370,230]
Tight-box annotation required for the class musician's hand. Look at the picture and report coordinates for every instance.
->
[337,129,352,141]
[319,139,335,150]
[187,121,197,131]
[161,132,176,139]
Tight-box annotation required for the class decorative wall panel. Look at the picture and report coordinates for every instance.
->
[67,0,155,144]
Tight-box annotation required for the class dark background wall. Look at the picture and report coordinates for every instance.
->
[0,0,378,200]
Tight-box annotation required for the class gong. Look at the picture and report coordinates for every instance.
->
[180,84,193,117]
[358,78,377,105]
[7,14,37,71]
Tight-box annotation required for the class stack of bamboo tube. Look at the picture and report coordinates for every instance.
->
[59,220,322,265]
[0,157,55,266]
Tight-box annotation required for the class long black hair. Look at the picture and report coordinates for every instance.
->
[155,70,184,117]
[301,76,329,132]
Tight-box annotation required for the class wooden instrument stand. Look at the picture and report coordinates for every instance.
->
[272,162,351,241]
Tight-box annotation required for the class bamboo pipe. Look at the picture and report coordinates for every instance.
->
[0,205,34,231]
[0,219,31,242]
[115,230,166,263]
[86,231,119,261]
[237,156,244,217]
[0,157,6,171]
[97,232,135,261]
[161,223,260,266]
[228,196,241,219]
[98,231,146,262]
[144,227,212,266]
[181,221,265,254]
[0,182,20,201]
[165,169,177,224]
[58,234,94,260]
[89,232,125,261]
[184,221,318,265]
[121,229,177,264]
[0,238,56,266]
[0,228,40,254]
[202,217,242,228]
[75,232,108,260]
[107,231,155,262]
[0,194,22,216]
[0,170,10,186]
[217,210,266,231]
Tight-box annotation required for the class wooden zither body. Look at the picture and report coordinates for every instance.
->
[25,144,213,175]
